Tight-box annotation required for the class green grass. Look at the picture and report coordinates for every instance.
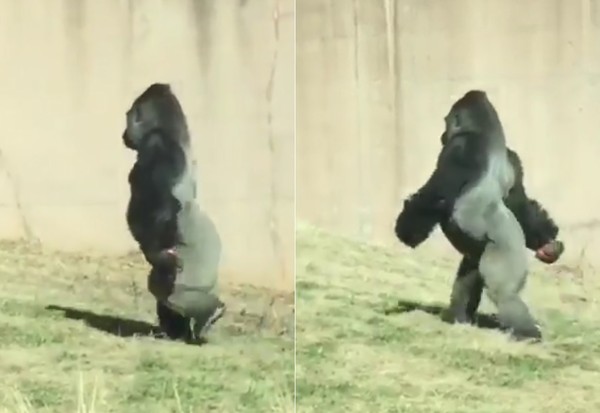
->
[0,241,294,413]
[296,223,600,413]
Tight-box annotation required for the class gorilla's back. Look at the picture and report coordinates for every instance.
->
[452,148,515,241]
[170,148,221,296]
[174,202,221,296]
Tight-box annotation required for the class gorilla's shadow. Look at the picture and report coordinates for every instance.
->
[46,305,158,338]
[383,299,503,330]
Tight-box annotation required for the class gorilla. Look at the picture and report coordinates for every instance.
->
[123,83,225,343]
[438,132,564,325]
[394,90,563,341]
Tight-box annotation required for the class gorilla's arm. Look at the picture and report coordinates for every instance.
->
[395,133,484,248]
[136,142,183,220]
[394,194,441,249]
[129,158,182,269]
[149,164,183,268]
[504,149,560,251]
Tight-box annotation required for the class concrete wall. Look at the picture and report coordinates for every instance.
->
[0,0,294,291]
[298,0,600,266]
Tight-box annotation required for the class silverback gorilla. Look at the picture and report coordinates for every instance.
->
[123,83,225,343]
[395,90,564,341]
[439,132,564,327]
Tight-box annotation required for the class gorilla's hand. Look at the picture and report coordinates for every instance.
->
[156,248,183,271]
[394,194,440,248]
[395,215,424,248]
[535,240,565,264]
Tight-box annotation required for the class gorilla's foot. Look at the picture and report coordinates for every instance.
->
[508,322,543,343]
[442,307,475,325]
[159,321,192,341]
[456,311,474,324]
[152,330,189,341]
[191,300,227,341]
[509,329,543,343]
[157,301,193,341]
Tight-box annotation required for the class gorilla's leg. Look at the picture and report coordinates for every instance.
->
[448,257,486,324]
[479,241,542,341]
[167,288,226,340]
[147,267,174,302]
[466,273,484,321]
[147,268,192,340]
[448,256,481,324]
[156,300,191,340]
[163,204,225,341]
[492,294,541,341]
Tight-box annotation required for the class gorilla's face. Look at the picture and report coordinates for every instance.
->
[122,106,142,150]
[122,99,160,151]
[444,110,464,136]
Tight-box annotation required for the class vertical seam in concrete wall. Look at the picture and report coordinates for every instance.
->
[266,0,286,282]
[123,0,135,92]
[392,1,403,204]
[0,150,36,242]
[352,0,367,238]
[384,0,401,205]
[64,0,87,106]
[191,0,213,79]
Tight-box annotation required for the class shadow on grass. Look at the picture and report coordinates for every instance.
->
[383,299,503,330]
[46,305,159,338]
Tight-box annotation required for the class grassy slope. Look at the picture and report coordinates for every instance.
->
[0,241,294,413]
[296,224,600,413]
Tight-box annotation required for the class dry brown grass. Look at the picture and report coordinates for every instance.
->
[296,223,600,413]
[0,240,294,413]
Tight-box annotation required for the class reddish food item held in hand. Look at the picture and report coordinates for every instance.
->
[535,240,564,264]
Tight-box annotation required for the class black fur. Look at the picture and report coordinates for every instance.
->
[395,129,488,248]
[394,90,556,341]
[438,146,559,257]
[396,125,559,256]
[124,84,187,270]
[440,147,560,323]
[395,143,560,325]
[123,83,193,340]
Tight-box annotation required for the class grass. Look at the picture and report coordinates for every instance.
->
[296,223,600,413]
[0,240,294,413]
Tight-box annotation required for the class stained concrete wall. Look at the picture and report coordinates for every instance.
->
[0,0,294,291]
[298,0,600,266]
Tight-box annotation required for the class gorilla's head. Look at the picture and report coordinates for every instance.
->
[443,90,502,141]
[122,83,190,151]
